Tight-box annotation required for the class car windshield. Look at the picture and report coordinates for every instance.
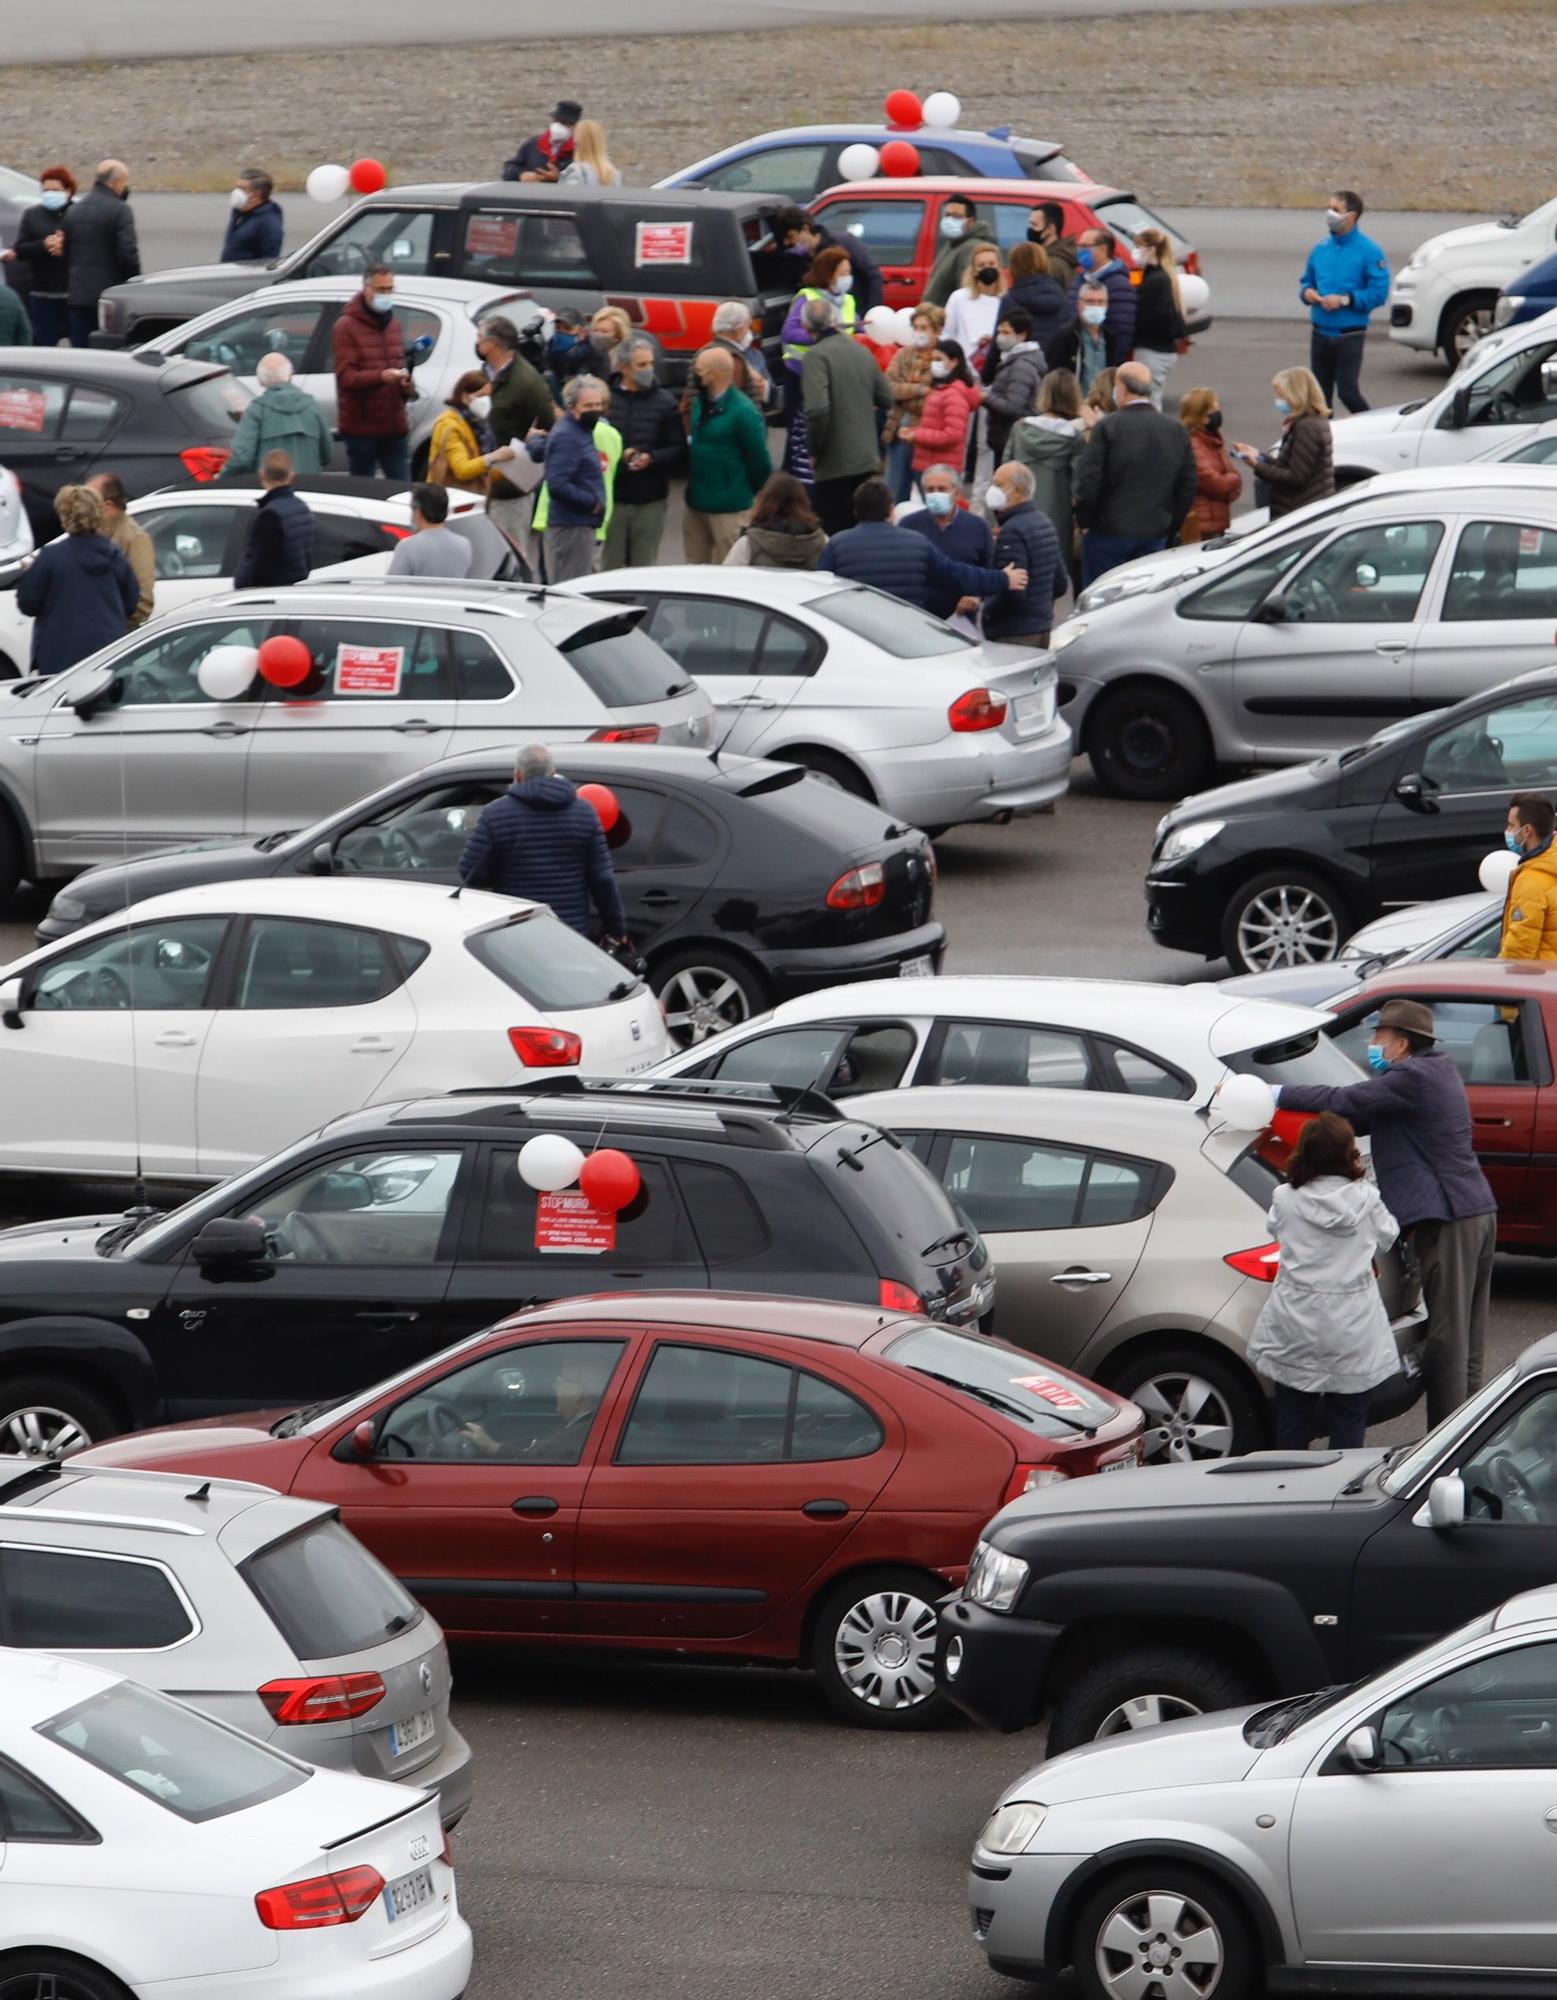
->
[1381,1365,1519,1494]
[884,1325,1118,1437]
[811,586,972,659]
[123,1130,334,1259]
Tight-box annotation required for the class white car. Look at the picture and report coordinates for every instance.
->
[0,1649,470,2000]
[566,568,1071,833]
[1221,888,1500,1006]
[1389,195,1557,365]
[0,463,34,585]
[0,877,669,1181]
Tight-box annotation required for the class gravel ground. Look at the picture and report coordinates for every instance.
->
[0,0,1545,211]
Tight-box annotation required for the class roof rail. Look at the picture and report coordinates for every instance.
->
[444,1076,843,1120]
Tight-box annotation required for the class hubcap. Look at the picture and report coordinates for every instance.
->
[1117,711,1178,778]
[1234,884,1339,970]
[1096,1890,1225,1999]
[1453,305,1493,359]
[659,965,752,1049]
[1095,1693,1204,1740]
[833,1589,938,1711]
[1131,1373,1236,1464]
[0,1405,90,1461]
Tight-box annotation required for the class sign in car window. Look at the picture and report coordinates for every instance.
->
[334,643,405,696]
[535,1190,616,1254]
[466,214,520,261]
[0,387,48,433]
[636,221,694,267]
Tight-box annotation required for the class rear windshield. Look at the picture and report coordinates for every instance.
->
[811,587,972,659]
[468,912,636,1011]
[1225,1142,1282,1209]
[242,1519,421,1661]
[1094,196,1193,264]
[887,1324,1117,1436]
[821,1127,985,1277]
[1016,148,1087,184]
[39,1681,304,1822]
[170,371,250,435]
[1225,1029,1362,1091]
[562,620,694,708]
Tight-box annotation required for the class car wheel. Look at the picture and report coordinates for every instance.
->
[0,1374,118,1459]
[1439,291,1498,369]
[783,748,874,800]
[1219,869,1350,974]
[651,946,770,1051]
[810,1567,949,1729]
[1049,1645,1260,1758]
[0,1956,133,2000]
[1071,1861,1261,2000]
[1086,686,1213,801]
[1104,1346,1265,1465]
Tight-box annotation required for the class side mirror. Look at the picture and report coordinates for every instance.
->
[1344,1724,1382,1772]
[1394,771,1439,815]
[1445,384,1472,430]
[190,1217,270,1270]
[351,1420,377,1460]
[66,668,119,720]
[1252,593,1289,625]
[0,975,21,1030]
[1428,1472,1466,1530]
[309,840,336,876]
[1542,358,1557,403]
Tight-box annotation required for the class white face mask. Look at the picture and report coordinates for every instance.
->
[468,395,492,419]
[550,121,573,143]
[941,216,966,240]
[229,187,251,211]
[738,331,754,349]
[368,292,394,313]
[909,330,930,349]
[984,484,1010,512]
[929,359,950,379]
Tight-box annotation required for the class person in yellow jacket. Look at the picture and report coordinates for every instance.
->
[426,371,521,493]
[1500,793,1557,958]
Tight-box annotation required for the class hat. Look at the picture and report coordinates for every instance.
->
[1376,998,1435,1040]
[553,100,582,125]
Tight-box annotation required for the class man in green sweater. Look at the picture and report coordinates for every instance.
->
[683,347,771,563]
[800,296,891,535]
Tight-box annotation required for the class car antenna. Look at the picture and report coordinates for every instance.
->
[187,1481,212,1505]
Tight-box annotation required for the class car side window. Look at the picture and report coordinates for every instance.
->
[1421,693,1557,794]
[1102,1042,1194,1100]
[1378,1641,1557,1769]
[520,214,596,285]
[141,505,242,581]
[616,1343,883,1465]
[693,1025,847,1088]
[231,917,407,1009]
[818,199,926,264]
[101,619,273,708]
[474,1153,693,1264]
[655,799,719,866]
[448,628,515,702]
[333,779,506,875]
[758,614,818,678]
[0,376,66,438]
[297,207,437,279]
[1330,997,1533,1086]
[1460,1387,1557,1525]
[28,916,226,1014]
[643,597,768,678]
[699,145,829,201]
[1464,340,1557,427]
[1282,522,1444,625]
[673,1161,771,1263]
[380,1340,626,1466]
[310,513,397,568]
[942,1136,1164,1233]
[59,388,123,443]
[183,303,325,373]
[934,1022,1091,1089]
[0,1757,94,1843]
[243,1149,465,1266]
[1178,535,1323,622]
[1442,521,1557,622]
[1446,916,1504,961]
[291,618,455,703]
[0,1546,194,1650]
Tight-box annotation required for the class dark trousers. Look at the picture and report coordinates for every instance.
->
[1081,531,1166,587]
[67,303,99,349]
[813,472,870,538]
[1416,1209,1497,1427]
[29,295,68,347]
[1273,1385,1372,1450]
[1309,327,1370,414]
[342,434,411,481]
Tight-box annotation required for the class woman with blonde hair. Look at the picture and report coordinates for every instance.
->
[1081,364,1117,431]
[883,301,944,500]
[559,119,620,188]
[1177,385,1243,543]
[426,368,519,492]
[1132,227,1188,407]
[943,241,1006,376]
[1232,367,1334,518]
[15,483,138,676]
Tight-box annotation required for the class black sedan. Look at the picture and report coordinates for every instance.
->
[38,744,943,1046]
[1144,669,1557,973]
[0,349,248,538]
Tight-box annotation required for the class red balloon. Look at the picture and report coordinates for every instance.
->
[580,1148,641,1214]
[577,782,620,832]
[879,140,922,179]
[348,157,388,196]
[257,634,313,689]
[883,88,923,128]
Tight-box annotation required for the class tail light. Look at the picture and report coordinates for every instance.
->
[1224,1242,1280,1282]
[180,446,230,483]
[378,523,414,541]
[256,1865,384,1930]
[826,861,885,911]
[258,1672,386,1725]
[1003,1465,1071,1506]
[878,1278,924,1312]
[590,724,660,743]
[441,1829,454,1868]
[948,688,1008,733]
[508,1025,582,1067]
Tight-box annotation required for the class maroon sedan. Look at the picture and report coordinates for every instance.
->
[84,1291,1141,1729]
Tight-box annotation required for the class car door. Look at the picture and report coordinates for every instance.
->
[686,1019,922,1097]
[134,498,252,619]
[1416,331,1557,468]
[574,1335,903,1641]
[0,913,227,1177]
[1231,520,1448,760]
[1412,517,1557,711]
[0,372,77,533]
[809,196,930,308]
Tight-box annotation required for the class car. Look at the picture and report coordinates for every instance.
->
[0,460,34,585]
[35,745,945,1046]
[1221,888,1500,1006]
[966,1580,1557,1991]
[1496,241,1557,335]
[0,348,250,540]
[565,567,1071,833]
[1390,192,1557,364]
[83,1289,1141,1730]
[1145,667,1557,970]
[0,577,715,903]
[0,1075,993,1452]
[658,121,1090,204]
[0,1457,472,1824]
[1053,465,1557,800]
[0,1648,470,1999]
[847,1085,1422,1460]
[0,878,669,1181]
[938,1327,1557,1756]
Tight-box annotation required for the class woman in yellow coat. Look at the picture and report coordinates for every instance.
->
[426,369,519,492]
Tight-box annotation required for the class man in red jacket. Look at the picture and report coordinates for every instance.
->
[331,264,413,479]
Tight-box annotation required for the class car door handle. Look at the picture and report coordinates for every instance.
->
[802,1499,849,1518]
[640,889,680,906]
[1050,1269,1113,1285]
[351,1036,395,1054]
[725,695,778,710]
[354,1308,419,1326]
[202,721,250,738]
[152,1031,197,1048]
[391,719,440,734]
[1373,642,1409,657]
[1474,1115,1514,1127]
[512,1496,559,1517]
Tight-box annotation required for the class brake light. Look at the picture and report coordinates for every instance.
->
[948,688,1008,733]
[379,523,414,541]
[508,1025,582,1067]
[1224,1242,1281,1282]
[826,861,885,910]
[255,1865,384,1930]
[258,1672,387,1725]
[590,724,660,743]
[1002,1465,1071,1506]
[179,446,230,483]
[878,1279,924,1312]
[441,1829,454,1868]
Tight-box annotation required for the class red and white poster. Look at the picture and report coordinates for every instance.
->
[635,220,694,267]
[0,387,48,434]
[1010,1373,1087,1411]
[466,214,519,260]
[334,644,404,696]
[535,1189,617,1254]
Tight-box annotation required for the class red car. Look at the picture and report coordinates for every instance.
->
[83,1291,1141,1729]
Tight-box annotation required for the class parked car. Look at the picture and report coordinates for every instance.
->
[0,349,249,540]
[567,568,1071,832]
[1145,668,1557,969]
[0,1649,470,1998]
[84,1290,1140,1729]
[0,1076,992,1453]
[1390,192,1557,363]
[660,122,1090,202]
[0,879,669,1181]
[0,461,34,588]
[849,1085,1422,1460]
[966,1580,1557,1990]
[0,1456,471,1822]
[1054,465,1557,799]
[36,745,944,1045]
[0,578,715,903]
[1496,242,1557,335]
[1223,889,1499,1004]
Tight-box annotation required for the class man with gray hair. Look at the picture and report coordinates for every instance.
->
[1073,359,1197,586]
[63,159,138,347]
[227,351,335,474]
[702,301,771,408]
[524,374,610,582]
[801,294,892,535]
[458,743,629,941]
[982,460,1063,648]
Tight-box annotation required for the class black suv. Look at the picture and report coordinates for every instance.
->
[0,1078,991,1453]
[938,1332,1557,1754]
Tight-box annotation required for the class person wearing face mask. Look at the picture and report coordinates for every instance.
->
[424,368,520,494]
[781,246,858,483]
[818,475,1026,615]
[981,307,1048,466]
[525,373,614,581]
[389,481,473,580]
[942,245,1007,379]
[1004,368,1086,596]
[474,313,555,560]
[1027,202,1078,292]
[1299,188,1390,414]
[882,304,943,501]
[62,160,138,348]
[801,294,892,534]
[219,168,283,262]
[689,302,771,416]
[1130,228,1189,409]
[981,460,1062,648]
[1068,230,1135,367]
[2,165,74,346]
[602,337,686,570]
[685,346,771,562]
[226,351,334,475]
[502,100,582,183]
[771,206,883,314]
[1229,367,1333,520]
[898,465,995,620]
[1177,386,1242,544]
[901,340,981,489]
[1498,794,1557,960]
[331,264,414,479]
[924,196,997,309]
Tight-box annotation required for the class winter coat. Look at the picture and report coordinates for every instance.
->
[883,344,934,446]
[527,411,607,529]
[1279,1049,1497,1228]
[233,485,317,589]
[1132,264,1187,351]
[103,511,155,627]
[331,292,411,440]
[0,286,29,346]
[221,199,284,263]
[63,182,139,309]
[814,224,883,316]
[924,219,998,308]
[817,520,1007,613]
[1246,1177,1401,1395]
[1004,414,1086,558]
[1500,839,1557,960]
[908,376,980,476]
[1257,414,1333,519]
[16,533,137,676]
[802,331,890,483]
[1186,428,1243,539]
[426,406,499,494]
[781,286,857,372]
[1300,227,1391,334]
[226,382,335,476]
[997,275,1075,360]
[7,199,71,298]
[983,500,1063,642]
[457,774,627,937]
[486,354,555,499]
[981,340,1047,461]
[607,378,687,505]
[681,337,769,419]
[725,521,828,569]
[502,131,574,180]
[687,387,770,515]
[1073,402,1197,541]
[1070,259,1136,365]
[1043,234,1079,293]
[533,419,620,540]
[900,504,995,619]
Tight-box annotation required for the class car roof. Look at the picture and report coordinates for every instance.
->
[62,877,531,936]
[0,1455,290,1535]
[406,741,782,792]
[1351,960,1557,1001]
[847,1084,1216,1158]
[1344,464,1557,497]
[368,180,780,215]
[369,1076,843,1147]
[486,1288,909,1350]
[160,472,479,507]
[671,125,1062,158]
[0,1647,122,1726]
[824,174,1123,201]
[0,349,224,386]
[206,275,529,309]
[166,577,604,630]
[568,566,848,608]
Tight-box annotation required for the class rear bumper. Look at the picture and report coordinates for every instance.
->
[762,920,946,999]
[868,715,1072,829]
[410,1722,475,1829]
[937,1594,1060,1732]
[134,1909,474,2000]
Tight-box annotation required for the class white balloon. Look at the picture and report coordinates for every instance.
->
[1214,1073,1277,1133]
[1479,847,1520,895]
[518,1132,585,1192]
[921,91,962,129]
[862,305,899,344]
[195,644,259,702]
[891,306,920,346]
[305,163,351,204]
[837,143,881,182]
[1178,273,1211,317]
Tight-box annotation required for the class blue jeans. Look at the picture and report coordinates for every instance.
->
[1080,531,1166,587]
[1309,327,1369,414]
[29,295,68,346]
[884,436,915,503]
[1272,1385,1371,1450]
[342,434,410,480]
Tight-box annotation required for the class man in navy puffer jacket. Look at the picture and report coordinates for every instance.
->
[458,745,628,940]
[819,478,1026,613]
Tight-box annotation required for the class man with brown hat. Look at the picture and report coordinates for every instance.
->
[1273,997,1496,1428]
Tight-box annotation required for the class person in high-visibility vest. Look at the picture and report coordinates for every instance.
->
[780,245,856,481]
[526,374,621,581]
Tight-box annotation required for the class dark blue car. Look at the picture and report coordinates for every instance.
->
[656,123,1088,205]
[1497,251,1557,333]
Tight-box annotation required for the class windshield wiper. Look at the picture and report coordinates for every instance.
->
[1342,1440,1409,1495]
[913,1367,1095,1435]
[95,1206,167,1256]
[254,828,300,852]
[921,1227,975,1258]
[270,1398,339,1437]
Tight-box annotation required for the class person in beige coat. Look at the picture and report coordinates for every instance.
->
[85,471,154,628]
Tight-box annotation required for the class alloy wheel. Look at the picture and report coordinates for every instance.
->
[659,965,754,1047]
[1450,302,1495,361]
[1093,1693,1204,1740]
[1094,1889,1226,2000]
[0,1404,91,1460]
[832,1588,939,1712]
[1132,1374,1236,1464]
[1234,883,1340,970]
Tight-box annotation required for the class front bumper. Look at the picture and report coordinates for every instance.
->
[1144,863,1225,958]
[1386,280,1438,350]
[869,715,1072,829]
[937,1595,1062,1732]
[969,1848,1090,1979]
[762,920,946,1000]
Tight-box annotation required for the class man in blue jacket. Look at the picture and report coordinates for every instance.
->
[1299,189,1390,414]
[819,478,1027,615]
[526,374,607,583]
[458,744,629,941]
[221,169,284,262]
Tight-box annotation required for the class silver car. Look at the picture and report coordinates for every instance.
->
[1051,464,1557,799]
[968,1581,1557,1991]
[0,578,714,900]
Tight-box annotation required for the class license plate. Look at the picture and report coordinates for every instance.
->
[1101,1453,1140,1475]
[1013,688,1052,735]
[900,954,934,978]
[390,1707,435,1757]
[384,1865,435,1922]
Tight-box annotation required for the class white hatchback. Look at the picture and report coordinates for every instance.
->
[0,1649,470,2000]
[0,877,669,1181]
